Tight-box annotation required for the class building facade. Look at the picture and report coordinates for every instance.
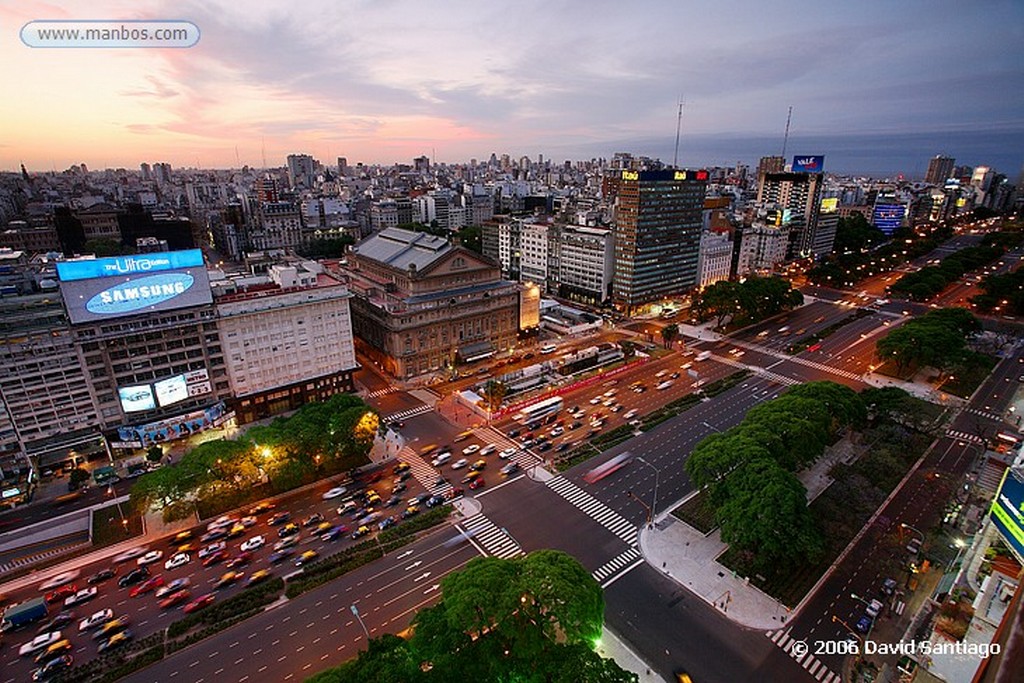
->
[557,225,614,305]
[696,231,734,288]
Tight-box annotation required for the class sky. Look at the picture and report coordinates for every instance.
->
[2,0,1023,178]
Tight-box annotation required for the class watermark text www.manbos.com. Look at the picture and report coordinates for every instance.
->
[21,20,200,48]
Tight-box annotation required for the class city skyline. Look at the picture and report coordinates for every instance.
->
[3,0,1023,177]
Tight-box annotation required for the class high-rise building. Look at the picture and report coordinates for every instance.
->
[286,154,316,190]
[756,156,786,179]
[756,171,825,258]
[610,168,707,313]
[337,157,348,176]
[925,155,955,185]
[697,231,734,288]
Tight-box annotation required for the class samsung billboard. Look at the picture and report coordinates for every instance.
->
[57,250,212,324]
[990,469,1024,562]
[791,155,825,173]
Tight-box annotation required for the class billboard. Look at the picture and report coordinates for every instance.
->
[873,203,906,235]
[117,401,227,447]
[58,251,212,324]
[792,155,825,173]
[990,469,1024,562]
[154,374,189,407]
[820,197,839,213]
[119,384,156,413]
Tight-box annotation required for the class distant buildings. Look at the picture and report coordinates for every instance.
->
[926,155,955,185]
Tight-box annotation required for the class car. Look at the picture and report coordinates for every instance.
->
[273,536,300,551]
[202,549,229,567]
[302,513,324,528]
[322,486,348,500]
[78,609,114,632]
[267,512,291,526]
[86,567,117,585]
[470,459,487,472]
[569,420,583,430]
[669,372,680,380]
[400,507,420,520]
[245,569,273,587]
[31,653,73,681]
[176,541,197,553]
[321,525,349,541]
[351,526,371,539]
[432,452,452,466]
[278,523,300,538]
[358,511,381,526]
[411,493,431,506]
[236,516,257,529]
[499,447,517,459]
[655,370,668,378]
[155,577,191,598]
[520,438,535,448]
[198,541,226,559]
[393,462,411,474]
[469,477,485,490]
[214,571,244,589]
[855,615,872,634]
[366,493,383,506]
[479,444,497,456]
[44,585,77,604]
[33,638,72,665]
[656,380,673,390]
[446,487,464,499]
[295,550,319,567]
[881,578,898,596]
[136,550,164,566]
[112,547,149,564]
[248,502,275,515]
[589,397,602,405]
[601,398,615,407]
[129,576,165,597]
[462,444,480,455]
[226,522,247,539]
[158,590,192,609]
[865,599,884,619]
[507,429,520,439]
[63,587,98,607]
[238,534,266,552]
[386,494,403,507]
[550,426,564,437]
[461,470,481,484]
[118,567,150,588]
[609,404,623,412]
[173,529,195,543]
[556,443,570,452]
[19,632,62,657]
[906,537,923,555]
[97,629,133,653]
[183,594,216,614]
[37,612,75,634]
[164,552,190,571]
[425,495,446,508]
[500,462,519,476]
[93,617,129,640]
[452,457,472,470]
[226,551,254,569]
[268,549,294,564]
[337,500,358,515]
[200,529,227,543]
[38,571,80,591]
[623,409,638,420]
[207,516,237,532]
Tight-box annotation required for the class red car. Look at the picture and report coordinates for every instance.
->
[225,551,253,569]
[45,584,77,604]
[158,589,191,609]
[202,549,229,567]
[129,575,165,597]
[469,477,485,490]
[183,593,215,614]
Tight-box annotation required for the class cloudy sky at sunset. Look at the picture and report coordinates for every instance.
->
[3,0,1022,176]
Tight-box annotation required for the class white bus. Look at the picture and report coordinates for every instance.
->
[514,396,564,426]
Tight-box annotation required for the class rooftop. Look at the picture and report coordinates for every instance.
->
[350,228,451,272]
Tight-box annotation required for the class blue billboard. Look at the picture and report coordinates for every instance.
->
[56,249,204,282]
[792,155,825,173]
[873,203,906,235]
[990,470,1024,562]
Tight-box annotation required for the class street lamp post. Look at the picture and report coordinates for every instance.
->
[900,523,924,546]
[701,421,723,434]
[850,593,878,637]
[635,456,660,529]
[350,604,370,640]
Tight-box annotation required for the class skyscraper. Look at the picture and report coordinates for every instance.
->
[611,168,707,313]
[757,171,825,258]
[925,155,955,185]
[286,153,316,190]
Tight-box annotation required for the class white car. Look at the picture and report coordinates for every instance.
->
[623,409,638,420]
[164,552,191,571]
[113,547,148,564]
[550,427,564,437]
[589,397,602,405]
[322,486,348,500]
[239,516,258,527]
[240,535,266,552]
[451,458,468,470]
[136,550,164,566]
[479,444,497,456]
[432,453,452,467]
[498,448,517,460]
[155,577,190,598]
[656,380,673,390]
[38,570,80,591]
[207,516,237,532]
[462,444,480,455]
[198,541,226,559]
[79,609,114,632]
[63,586,98,607]
[19,631,61,657]
[603,389,617,397]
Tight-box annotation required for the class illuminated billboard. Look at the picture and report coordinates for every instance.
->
[57,250,212,324]
[820,197,839,213]
[154,374,189,407]
[117,401,228,448]
[119,384,156,413]
[792,155,825,173]
[990,470,1024,562]
[872,204,906,235]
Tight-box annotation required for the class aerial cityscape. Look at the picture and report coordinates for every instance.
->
[0,2,1023,683]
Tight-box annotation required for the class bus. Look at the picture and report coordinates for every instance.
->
[583,451,633,484]
[514,396,563,425]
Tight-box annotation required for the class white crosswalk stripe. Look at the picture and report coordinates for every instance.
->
[478,426,541,468]
[592,547,643,582]
[383,404,433,422]
[546,476,638,546]
[365,387,398,398]
[966,407,1004,422]
[946,430,985,444]
[457,513,524,559]
[765,630,840,682]
[714,355,801,386]
[397,446,452,496]
[893,600,905,616]
[711,340,865,382]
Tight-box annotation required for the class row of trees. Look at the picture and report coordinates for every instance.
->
[876,308,981,374]
[888,244,1005,301]
[690,276,803,329]
[971,268,1024,316]
[309,550,635,683]
[130,394,378,521]
[684,382,866,572]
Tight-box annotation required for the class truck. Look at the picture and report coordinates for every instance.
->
[2,597,48,631]
[695,351,711,361]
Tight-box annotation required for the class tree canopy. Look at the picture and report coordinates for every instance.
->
[691,276,802,328]
[875,308,981,374]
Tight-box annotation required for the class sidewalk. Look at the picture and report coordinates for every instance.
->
[597,624,670,683]
[639,508,792,631]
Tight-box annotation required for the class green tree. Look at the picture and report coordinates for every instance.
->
[832,213,886,254]
[69,467,90,487]
[145,445,164,464]
[457,225,483,254]
[619,340,636,361]
[660,323,679,348]
[481,380,507,413]
[305,634,422,683]
[685,431,772,505]
[83,238,128,257]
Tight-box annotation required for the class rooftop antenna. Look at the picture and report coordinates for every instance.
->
[235,146,241,168]
[673,95,684,168]
[781,106,793,159]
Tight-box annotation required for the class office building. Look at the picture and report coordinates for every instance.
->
[756,171,826,258]
[556,225,614,305]
[286,154,317,190]
[697,231,734,288]
[926,155,955,185]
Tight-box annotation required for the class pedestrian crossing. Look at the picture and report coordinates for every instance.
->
[397,446,452,496]
[892,599,906,616]
[766,629,841,683]
[477,426,541,469]
[546,476,638,546]
[366,386,399,399]
[383,404,433,422]
[965,407,1004,423]
[713,340,865,382]
[946,430,985,445]
[593,546,644,584]
[457,512,524,559]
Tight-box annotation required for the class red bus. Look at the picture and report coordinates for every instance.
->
[583,451,633,484]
